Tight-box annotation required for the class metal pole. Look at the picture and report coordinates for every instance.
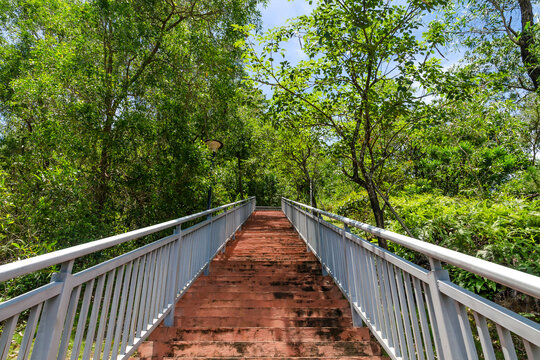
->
[426,258,467,359]
[206,152,216,219]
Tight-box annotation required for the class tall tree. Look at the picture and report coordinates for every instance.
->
[0,0,262,257]
[238,0,446,247]
[447,0,540,92]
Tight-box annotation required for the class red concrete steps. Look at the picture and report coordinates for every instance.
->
[175,307,349,319]
[161,356,388,360]
[160,358,387,360]
[167,340,380,357]
[133,210,387,360]
[179,290,345,301]
[175,298,351,309]
[150,327,372,342]
[174,316,352,328]
[191,275,335,286]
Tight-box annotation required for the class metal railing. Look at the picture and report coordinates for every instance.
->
[0,197,256,360]
[282,197,540,360]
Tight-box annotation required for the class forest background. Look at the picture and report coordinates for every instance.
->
[0,0,538,313]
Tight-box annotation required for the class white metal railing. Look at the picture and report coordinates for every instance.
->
[0,197,256,360]
[282,197,540,360]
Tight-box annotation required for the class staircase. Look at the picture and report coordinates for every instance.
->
[134,210,387,359]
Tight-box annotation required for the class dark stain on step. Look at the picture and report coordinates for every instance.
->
[273,291,293,299]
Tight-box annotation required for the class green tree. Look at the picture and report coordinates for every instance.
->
[405,95,529,197]
[446,0,540,92]
[270,122,324,208]
[0,0,262,261]
[237,0,447,247]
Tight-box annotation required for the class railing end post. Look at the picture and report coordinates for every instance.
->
[165,225,182,327]
[30,260,75,360]
[426,258,467,360]
[322,265,328,277]
[351,307,364,327]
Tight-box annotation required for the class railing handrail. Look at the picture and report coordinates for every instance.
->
[282,197,540,299]
[0,197,255,283]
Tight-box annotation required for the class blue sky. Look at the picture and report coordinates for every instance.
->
[254,0,464,99]
[255,0,314,97]
[259,0,314,31]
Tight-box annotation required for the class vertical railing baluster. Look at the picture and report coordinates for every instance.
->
[473,311,497,360]
[93,270,116,360]
[523,340,540,359]
[165,225,182,327]
[414,279,435,359]
[395,268,415,360]
[426,258,467,360]
[206,216,214,275]
[496,325,518,360]
[31,260,75,360]
[455,302,478,360]
[138,253,153,337]
[0,314,19,360]
[18,303,43,360]
[368,253,384,339]
[71,279,95,360]
[82,274,106,360]
[403,272,426,360]
[386,264,407,359]
[103,265,125,359]
[57,286,81,360]
[357,247,372,327]
[120,258,141,355]
[129,258,147,344]
[373,257,390,347]
[423,281,442,358]
[111,262,133,359]
[380,260,399,355]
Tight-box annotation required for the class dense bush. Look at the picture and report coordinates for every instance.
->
[328,191,539,301]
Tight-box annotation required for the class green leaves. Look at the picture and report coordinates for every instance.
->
[0,0,264,270]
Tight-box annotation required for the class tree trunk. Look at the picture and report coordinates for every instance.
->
[518,0,540,90]
[365,178,388,249]
[237,154,243,198]
[96,116,113,213]
[309,177,318,209]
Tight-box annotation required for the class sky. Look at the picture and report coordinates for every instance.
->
[253,0,466,99]
[259,0,314,31]
[254,0,315,97]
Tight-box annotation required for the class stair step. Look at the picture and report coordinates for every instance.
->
[175,299,350,308]
[149,327,371,342]
[168,341,379,357]
[189,284,342,294]
[176,307,349,318]
[175,317,352,328]
[211,260,319,266]
[192,278,334,287]
[180,291,344,301]
[160,357,387,359]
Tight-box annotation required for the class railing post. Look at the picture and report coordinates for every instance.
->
[315,212,321,256]
[30,260,75,360]
[319,211,328,277]
[164,225,182,327]
[426,258,467,360]
[205,217,214,276]
[305,207,310,252]
[343,224,363,327]
[222,209,228,254]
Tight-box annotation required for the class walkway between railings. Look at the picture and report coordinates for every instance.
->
[133,210,386,359]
